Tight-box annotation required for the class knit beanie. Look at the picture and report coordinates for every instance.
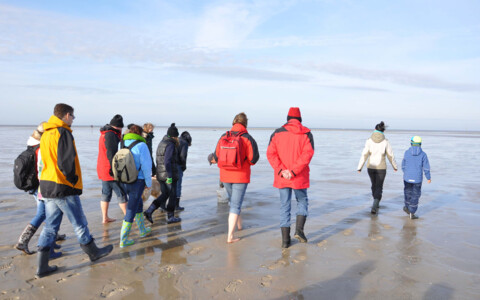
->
[110,114,124,128]
[411,136,422,146]
[287,107,302,122]
[167,123,179,137]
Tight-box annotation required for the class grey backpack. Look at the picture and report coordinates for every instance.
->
[112,140,141,183]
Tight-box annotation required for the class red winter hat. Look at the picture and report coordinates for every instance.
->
[288,107,301,118]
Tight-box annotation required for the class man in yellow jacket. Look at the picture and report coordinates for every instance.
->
[36,103,113,278]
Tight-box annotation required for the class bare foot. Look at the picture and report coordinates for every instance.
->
[237,224,243,231]
[227,237,240,243]
[103,217,116,224]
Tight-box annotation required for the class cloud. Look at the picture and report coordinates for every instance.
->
[297,63,480,92]
[168,65,311,82]
[19,84,124,95]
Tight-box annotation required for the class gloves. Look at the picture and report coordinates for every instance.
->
[166,177,172,184]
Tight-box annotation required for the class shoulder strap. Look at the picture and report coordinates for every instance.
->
[120,140,125,149]
[128,140,142,150]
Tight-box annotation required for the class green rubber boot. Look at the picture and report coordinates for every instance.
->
[120,221,134,248]
[135,213,151,237]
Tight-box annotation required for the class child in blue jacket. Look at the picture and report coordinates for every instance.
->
[402,136,431,219]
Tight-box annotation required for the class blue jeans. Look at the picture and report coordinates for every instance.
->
[30,193,46,228]
[279,188,308,228]
[176,166,184,198]
[38,195,92,249]
[101,180,127,203]
[125,179,145,223]
[404,181,422,214]
[223,183,248,215]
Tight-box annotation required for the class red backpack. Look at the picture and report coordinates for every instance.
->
[217,131,247,170]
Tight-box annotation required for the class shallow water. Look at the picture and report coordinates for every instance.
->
[1,126,479,299]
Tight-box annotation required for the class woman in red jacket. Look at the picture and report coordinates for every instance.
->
[267,107,314,248]
[212,113,259,243]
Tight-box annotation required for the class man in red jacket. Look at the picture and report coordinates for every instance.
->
[267,107,314,248]
[97,114,126,223]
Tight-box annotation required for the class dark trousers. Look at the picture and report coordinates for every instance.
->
[152,180,177,213]
[404,181,422,214]
[367,168,386,201]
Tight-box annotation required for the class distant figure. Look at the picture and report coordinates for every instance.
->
[144,123,182,224]
[142,123,157,176]
[119,124,152,248]
[357,121,398,214]
[15,122,63,258]
[402,136,431,219]
[97,114,127,223]
[176,131,192,211]
[36,103,113,278]
[267,107,314,248]
[211,113,259,243]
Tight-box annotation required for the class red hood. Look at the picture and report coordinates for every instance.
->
[283,119,310,134]
[231,123,248,133]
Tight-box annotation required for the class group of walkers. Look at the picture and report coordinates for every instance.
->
[13,103,431,279]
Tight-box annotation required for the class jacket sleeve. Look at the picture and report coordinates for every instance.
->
[423,153,431,180]
[164,143,174,178]
[357,140,370,171]
[244,134,259,165]
[140,143,152,187]
[402,152,406,173]
[385,140,398,170]
[179,142,188,170]
[291,133,314,176]
[266,132,287,173]
[57,129,78,186]
[104,131,119,166]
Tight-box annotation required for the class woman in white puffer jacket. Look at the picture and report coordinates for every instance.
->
[357,121,398,214]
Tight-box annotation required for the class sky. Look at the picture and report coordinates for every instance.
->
[1,0,479,130]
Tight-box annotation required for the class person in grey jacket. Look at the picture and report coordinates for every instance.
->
[357,121,398,214]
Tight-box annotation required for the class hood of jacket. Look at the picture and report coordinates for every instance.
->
[371,131,385,143]
[27,136,40,146]
[44,115,72,133]
[409,146,423,156]
[99,124,121,135]
[283,119,310,134]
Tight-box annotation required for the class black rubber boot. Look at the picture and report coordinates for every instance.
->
[281,227,291,248]
[15,224,37,255]
[371,199,380,214]
[294,215,308,243]
[175,197,185,211]
[55,233,66,241]
[80,239,113,262]
[36,247,58,278]
[143,203,157,224]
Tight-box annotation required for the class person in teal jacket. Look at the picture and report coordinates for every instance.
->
[119,124,152,248]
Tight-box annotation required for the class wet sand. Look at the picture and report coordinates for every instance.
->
[1,174,479,300]
[1,128,480,299]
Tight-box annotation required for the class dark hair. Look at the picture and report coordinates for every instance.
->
[129,124,143,135]
[54,103,74,119]
[375,121,386,132]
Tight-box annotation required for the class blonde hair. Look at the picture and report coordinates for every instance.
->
[143,123,154,132]
[232,112,248,128]
[32,122,46,141]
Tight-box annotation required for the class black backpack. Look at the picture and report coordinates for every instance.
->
[13,145,39,193]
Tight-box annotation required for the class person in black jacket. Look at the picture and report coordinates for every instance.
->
[142,123,156,176]
[176,131,192,211]
[143,123,181,224]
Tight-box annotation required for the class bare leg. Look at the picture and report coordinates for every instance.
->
[101,202,115,223]
[227,213,240,243]
[237,215,243,231]
[119,202,127,216]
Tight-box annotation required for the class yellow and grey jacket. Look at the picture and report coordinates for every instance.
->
[39,115,83,198]
[357,131,398,171]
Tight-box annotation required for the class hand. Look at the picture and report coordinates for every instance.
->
[145,187,151,191]
[166,177,172,184]
[281,170,292,180]
[357,170,361,173]
[394,169,398,172]
[427,179,431,184]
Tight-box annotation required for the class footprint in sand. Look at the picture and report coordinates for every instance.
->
[260,275,273,287]
[356,249,365,257]
[267,259,288,270]
[317,240,328,248]
[343,229,353,236]
[135,266,144,272]
[225,279,242,293]
[383,224,392,229]
[187,246,205,255]
[292,255,307,264]
[100,286,129,298]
